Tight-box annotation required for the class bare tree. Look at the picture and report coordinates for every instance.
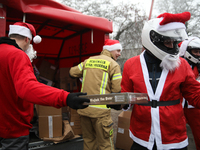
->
[58,0,147,69]
[59,0,147,49]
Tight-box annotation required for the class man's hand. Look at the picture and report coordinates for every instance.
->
[107,104,122,110]
[121,104,129,110]
[66,92,90,110]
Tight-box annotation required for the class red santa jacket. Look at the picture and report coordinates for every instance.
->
[121,52,200,149]
[0,42,69,138]
[182,65,199,108]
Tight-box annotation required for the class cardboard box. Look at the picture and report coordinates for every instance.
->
[62,106,70,113]
[60,67,77,91]
[60,78,77,91]
[43,120,75,143]
[69,108,82,135]
[39,115,62,138]
[36,105,62,116]
[70,114,82,135]
[38,60,57,81]
[38,76,53,86]
[60,68,70,79]
[116,111,133,150]
[62,106,70,120]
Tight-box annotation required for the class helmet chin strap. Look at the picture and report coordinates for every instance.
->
[184,51,199,64]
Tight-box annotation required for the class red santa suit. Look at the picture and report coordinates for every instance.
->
[0,37,69,138]
[121,51,200,149]
[182,65,200,150]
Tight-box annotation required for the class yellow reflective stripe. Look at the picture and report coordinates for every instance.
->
[78,63,83,71]
[100,72,108,94]
[85,59,110,71]
[112,73,122,80]
[110,128,113,135]
[81,70,86,92]
[90,105,107,108]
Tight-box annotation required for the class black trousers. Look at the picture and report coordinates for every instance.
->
[0,135,29,150]
[130,142,188,150]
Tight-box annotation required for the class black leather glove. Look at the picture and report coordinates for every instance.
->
[66,92,90,110]
[122,104,129,109]
[107,104,122,110]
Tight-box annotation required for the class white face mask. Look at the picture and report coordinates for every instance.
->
[160,54,180,72]
[25,44,37,62]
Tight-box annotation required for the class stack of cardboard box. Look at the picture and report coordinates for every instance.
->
[69,108,82,135]
[60,67,77,92]
[35,60,81,142]
[38,60,57,82]
[36,105,62,138]
[62,106,82,135]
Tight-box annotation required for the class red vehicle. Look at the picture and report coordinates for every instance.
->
[0,0,113,89]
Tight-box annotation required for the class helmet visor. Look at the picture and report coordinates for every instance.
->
[150,29,188,55]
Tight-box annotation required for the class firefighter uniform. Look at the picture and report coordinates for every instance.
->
[70,49,122,150]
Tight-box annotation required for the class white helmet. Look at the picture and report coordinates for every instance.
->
[142,12,190,61]
[179,37,200,64]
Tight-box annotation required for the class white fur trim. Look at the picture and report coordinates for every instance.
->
[157,22,186,32]
[103,43,122,51]
[9,25,32,40]
[25,44,37,62]
[33,35,42,44]
[160,54,180,72]
[179,37,198,56]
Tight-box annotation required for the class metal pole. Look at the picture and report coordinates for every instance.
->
[148,0,154,20]
[23,13,26,22]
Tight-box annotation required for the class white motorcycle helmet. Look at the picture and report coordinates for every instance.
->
[179,37,200,64]
[186,38,200,64]
[142,13,189,61]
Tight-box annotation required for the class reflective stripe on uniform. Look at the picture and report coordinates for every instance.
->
[78,63,83,71]
[90,72,109,109]
[85,59,110,71]
[81,70,87,92]
[100,72,108,94]
[90,105,108,108]
[112,73,122,80]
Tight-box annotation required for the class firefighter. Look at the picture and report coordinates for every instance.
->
[179,37,200,150]
[69,39,123,150]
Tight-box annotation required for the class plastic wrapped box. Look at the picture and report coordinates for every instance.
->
[80,92,148,105]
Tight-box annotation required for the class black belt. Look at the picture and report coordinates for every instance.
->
[138,99,180,108]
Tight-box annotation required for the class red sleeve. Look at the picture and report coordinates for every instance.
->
[121,59,134,93]
[9,50,69,108]
[181,60,200,109]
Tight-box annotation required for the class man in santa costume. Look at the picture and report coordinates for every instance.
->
[0,22,89,150]
[121,12,200,150]
[179,37,200,150]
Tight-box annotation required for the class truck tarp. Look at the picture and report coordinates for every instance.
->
[0,0,113,67]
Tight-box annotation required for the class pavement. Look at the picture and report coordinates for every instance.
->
[187,124,196,150]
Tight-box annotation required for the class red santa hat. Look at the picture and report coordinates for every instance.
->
[178,37,198,56]
[103,39,122,52]
[156,12,191,32]
[8,22,42,44]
